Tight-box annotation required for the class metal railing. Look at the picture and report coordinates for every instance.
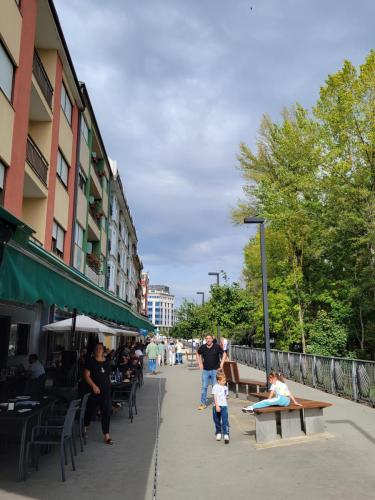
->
[230,345,375,406]
[33,50,53,108]
[26,135,48,185]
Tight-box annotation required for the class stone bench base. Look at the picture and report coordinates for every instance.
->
[255,408,326,443]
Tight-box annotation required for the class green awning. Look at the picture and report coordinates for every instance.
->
[0,240,153,332]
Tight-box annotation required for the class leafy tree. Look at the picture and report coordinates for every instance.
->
[234,51,375,359]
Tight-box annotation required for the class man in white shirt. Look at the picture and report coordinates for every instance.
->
[28,354,45,379]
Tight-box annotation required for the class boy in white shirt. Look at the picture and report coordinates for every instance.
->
[212,370,230,444]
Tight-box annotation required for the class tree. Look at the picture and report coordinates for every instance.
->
[234,51,375,358]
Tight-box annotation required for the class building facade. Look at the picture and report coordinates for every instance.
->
[147,285,175,332]
[140,271,149,316]
[1,0,83,263]
[0,0,152,368]
[107,159,143,313]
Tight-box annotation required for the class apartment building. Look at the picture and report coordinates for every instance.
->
[0,0,152,367]
[1,0,82,262]
[147,285,175,332]
[107,159,143,313]
[72,84,110,288]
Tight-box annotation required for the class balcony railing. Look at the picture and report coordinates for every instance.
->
[26,135,48,185]
[33,50,53,108]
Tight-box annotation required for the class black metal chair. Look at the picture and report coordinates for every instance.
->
[136,366,143,387]
[25,403,80,482]
[112,382,137,422]
[78,393,90,452]
[45,398,81,456]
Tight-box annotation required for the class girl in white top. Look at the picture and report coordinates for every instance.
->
[242,372,301,413]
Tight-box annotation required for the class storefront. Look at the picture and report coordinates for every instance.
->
[0,207,153,369]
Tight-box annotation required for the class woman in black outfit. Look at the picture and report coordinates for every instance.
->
[84,343,113,445]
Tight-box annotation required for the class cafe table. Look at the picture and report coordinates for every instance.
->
[0,396,55,481]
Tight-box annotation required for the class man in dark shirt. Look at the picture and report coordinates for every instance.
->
[196,334,227,410]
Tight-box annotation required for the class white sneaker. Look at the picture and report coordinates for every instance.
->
[216,433,222,441]
[224,434,229,444]
[241,406,254,414]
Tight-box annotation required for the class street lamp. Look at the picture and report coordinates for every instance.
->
[244,217,272,389]
[196,291,205,305]
[208,272,220,342]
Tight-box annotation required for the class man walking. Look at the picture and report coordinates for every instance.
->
[196,334,227,410]
[146,338,158,374]
[157,341,165,367]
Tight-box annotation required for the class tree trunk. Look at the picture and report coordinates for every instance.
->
[359,303,365,352]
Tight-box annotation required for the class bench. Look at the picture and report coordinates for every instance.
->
[248,392,332,443]
[223,361,266,397]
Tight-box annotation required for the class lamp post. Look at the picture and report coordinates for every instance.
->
[196,291,205,305]
[244,217,271,389]
[208,272,220,343]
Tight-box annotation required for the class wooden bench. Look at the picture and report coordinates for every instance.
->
[223,361,266,397]
[248,392,332,443]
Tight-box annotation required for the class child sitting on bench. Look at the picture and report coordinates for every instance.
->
[242,372,301,413]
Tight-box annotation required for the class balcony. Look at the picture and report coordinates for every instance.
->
[33,50,53,109]
[26,135,48,185]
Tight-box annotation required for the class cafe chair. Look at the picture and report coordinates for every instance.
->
[78,393,90,452]
[112,382,137,423]
[25,404,80,482]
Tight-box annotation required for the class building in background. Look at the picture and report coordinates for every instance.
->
[147,285,175,333]
[140,271,149,316]
[107,159,143,313]
[0,0,152,369]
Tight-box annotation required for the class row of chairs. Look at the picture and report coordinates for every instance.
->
[24,395,88,482]
[25,373,141,482]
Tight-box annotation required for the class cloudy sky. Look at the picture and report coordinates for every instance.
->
[55,0,374,305]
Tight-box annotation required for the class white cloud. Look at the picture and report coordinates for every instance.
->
[54,0,375,304]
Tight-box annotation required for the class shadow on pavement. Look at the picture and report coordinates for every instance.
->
[0,376,166,500]
[326,419,375,445]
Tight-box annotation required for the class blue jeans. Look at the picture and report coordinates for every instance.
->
[213,406,229,435]
[176,353,183,364]
[252,395,290,409]
[148,358,157,373]
[201,369,217,405]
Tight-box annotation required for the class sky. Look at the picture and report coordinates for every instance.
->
[54,0,375,306]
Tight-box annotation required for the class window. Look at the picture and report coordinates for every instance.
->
[60,83,72,125]
[75,223,84,248]
[0,42,14,101]
[52,220,65,257]
[57,150,69,187]
[78,168,87,193]
[8,323,30,356]
[81,117,89,144]
[0,161,5,206]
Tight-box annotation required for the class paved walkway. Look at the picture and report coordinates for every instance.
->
[151,362,375,500]
[1,362,375,499]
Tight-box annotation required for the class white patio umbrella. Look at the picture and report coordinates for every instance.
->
[42,315,118,335]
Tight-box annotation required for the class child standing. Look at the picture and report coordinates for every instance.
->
[242,371,301,413]
[212,371,230,444]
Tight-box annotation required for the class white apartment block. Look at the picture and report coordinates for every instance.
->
[147,285,175,330]
[107,159,143,312]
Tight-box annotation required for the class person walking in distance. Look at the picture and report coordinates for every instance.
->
[212,370,230,443]
[196,334,227,410]
[168,341,176,366]
[146,337,158,374]
[157,341,165,367]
